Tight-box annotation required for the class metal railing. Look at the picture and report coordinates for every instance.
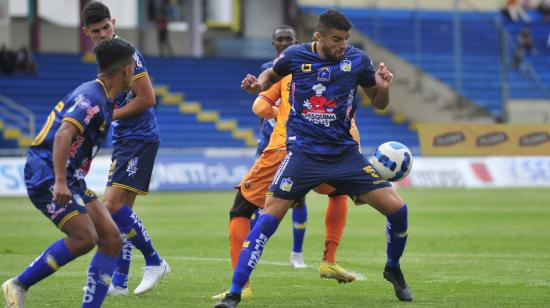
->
[0,94,35,137]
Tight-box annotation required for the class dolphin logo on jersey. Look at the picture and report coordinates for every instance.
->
[301,84,337,127]
[340,59,352,72]
[317,66,331,81]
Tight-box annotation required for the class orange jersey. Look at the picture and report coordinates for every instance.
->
[256,74,292,152]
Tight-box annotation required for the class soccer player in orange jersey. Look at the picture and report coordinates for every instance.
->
[213,25,357,301]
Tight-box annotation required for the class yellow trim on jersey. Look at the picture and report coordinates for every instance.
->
[96,79,111,99]
[62,117,85,134]
[311,41,316,52]
[31,112,56,146]
[132,71,148,81]
[58,210,80,230]
[112,183,148,196]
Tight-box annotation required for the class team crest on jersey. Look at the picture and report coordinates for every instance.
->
[317,66,331,81]
[340,59,352,72]
[280,178,294,192]
[301,84,337,127]
[127,157,139,177]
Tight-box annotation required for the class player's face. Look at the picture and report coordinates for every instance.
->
[83,18,116,43]
[272,29,296,55]
[317,28,350,61]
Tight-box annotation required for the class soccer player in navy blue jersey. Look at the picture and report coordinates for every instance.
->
[81,1,169,297]
[215,9,412,307]
[1,38,135,308]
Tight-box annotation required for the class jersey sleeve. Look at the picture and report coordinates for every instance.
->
[357,52,376,88]
[62,95,102,134]
[272,50,292,77]
[132,50,148,81]
[258,80,282,106]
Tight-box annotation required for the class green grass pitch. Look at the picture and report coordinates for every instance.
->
[1,188,549,307]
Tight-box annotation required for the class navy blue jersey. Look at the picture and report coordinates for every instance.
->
[272,42,376,155]
[27,79,113,189]
[112,46,160,143]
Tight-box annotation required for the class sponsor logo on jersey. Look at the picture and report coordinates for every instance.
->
[317,66,331,81]
[301,84,337,127]
[84,105,101,125]
[280,178,294,192]
[301,63,312,72]
[127,157,139,177]
[73,194,85,206]
[69,136,85,158]
[133,52,143,68]
[47,202,56,214]
[340,59,352,72]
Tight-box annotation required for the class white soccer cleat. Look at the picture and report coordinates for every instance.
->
[133,260,171,295]
[2,278,27,308]
[107,284,129,296]
[290,252,307,268]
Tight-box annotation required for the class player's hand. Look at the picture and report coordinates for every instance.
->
[53,181,72,206]
[241,74,262,94]
[375,62,393,91]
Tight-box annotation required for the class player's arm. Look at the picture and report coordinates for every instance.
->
[252,80,281,119]
[360,62,393,110]
[242,68,283,95]
[112,74,156,120]
[52,121,80,205]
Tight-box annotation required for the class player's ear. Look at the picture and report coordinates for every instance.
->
[313,31,322,41]
[82,26,89,36]
[111,18,116,27]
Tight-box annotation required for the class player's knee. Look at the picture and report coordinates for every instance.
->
[69,227,98,255]
[97,230,123,258]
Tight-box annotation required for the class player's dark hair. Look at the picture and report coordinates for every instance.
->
[94,38,135,76]
[82,1,111,26]
[272,25,295,39]
[316,9,352,34]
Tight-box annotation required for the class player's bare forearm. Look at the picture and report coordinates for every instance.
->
[258,68,282,92]
[52,123,78,183]
[113,75,156,120]
[113,96,154,120]
[371,88,389,109]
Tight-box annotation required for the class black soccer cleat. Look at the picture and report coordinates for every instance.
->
[214,292,241,308]
[383,265,413,301]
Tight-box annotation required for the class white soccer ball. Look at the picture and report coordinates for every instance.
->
[369,141,413,182]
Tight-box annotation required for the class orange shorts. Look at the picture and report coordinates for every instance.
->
[239,150,339,208]
[239,149,287,208]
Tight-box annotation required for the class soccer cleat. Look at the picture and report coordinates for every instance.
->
[133,259,171,295]
[107,284,129,296]
[213,292,240,308]
[319,261,356,283]
[383,265,413,301]
[2,278,27,308]
[290,252,307,268]
[211,283,252,300]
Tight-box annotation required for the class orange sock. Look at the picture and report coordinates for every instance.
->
[323,195,348,263]
[229,217,250,270]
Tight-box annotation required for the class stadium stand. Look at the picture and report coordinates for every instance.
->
[0,53,419,150]
[301,6,550,118]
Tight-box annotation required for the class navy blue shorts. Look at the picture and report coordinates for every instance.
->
[107,140,159,195]
[269,149,391,203]
[25,175,96,230]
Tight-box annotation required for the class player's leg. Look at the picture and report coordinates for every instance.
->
[2,187,94,308]
[290,198,307,268]
[82,199,123,308]
[355,188,412,301]
[215,150,320,307]
[105,140,169,295]
[313,184,354,282]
